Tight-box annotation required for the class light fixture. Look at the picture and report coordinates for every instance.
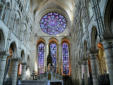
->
[34,62,37,73]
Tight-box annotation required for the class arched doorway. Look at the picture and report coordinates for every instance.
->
[17,50,25,80]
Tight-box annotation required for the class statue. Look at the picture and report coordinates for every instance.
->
[47,46,52,68]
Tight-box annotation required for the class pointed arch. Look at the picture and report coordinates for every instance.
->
[18,50,25,76]
[49,37,58,72]
[49,37,58,45]
[91,26,97,51]
[84,40,87,53]
[9,41,17,57]
[37,38,45,46]
[5,41,17,79]
[61,38,71,76]
[37,38,45,74]
[27,55,30,66]
[21,50,25,62]
[104,0,113,33]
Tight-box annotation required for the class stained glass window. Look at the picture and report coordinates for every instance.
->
[62,42,69,75]
[38,43,45,74]
[40,12,67,35]
[50,43,57,72]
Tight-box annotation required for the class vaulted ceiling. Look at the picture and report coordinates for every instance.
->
[30,0,76,22]
[30,0,76,37]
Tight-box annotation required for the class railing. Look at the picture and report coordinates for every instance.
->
[36,72,62,80]
[37,73,48,80]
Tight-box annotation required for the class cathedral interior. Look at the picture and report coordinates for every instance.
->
[0,0,113,85]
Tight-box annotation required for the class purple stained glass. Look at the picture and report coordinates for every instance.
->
[38,43,45,74]
[50,43,57,72]
[62,42,69,75]
[40,12,67,35]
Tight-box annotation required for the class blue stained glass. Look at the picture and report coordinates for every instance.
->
[50,43,57,72]
[62,42,69,75]
[40,12,67,35]
[38,43,45,74]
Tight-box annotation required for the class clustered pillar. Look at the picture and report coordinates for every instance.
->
[90,52,98,85]
[11,58,19,85]
[0,51,28,85]
[103,39,113,85]
[0,52,7,85]
[82,60,88,85]
[21,62,27,80]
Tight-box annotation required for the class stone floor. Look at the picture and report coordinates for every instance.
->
[20,80,63,85]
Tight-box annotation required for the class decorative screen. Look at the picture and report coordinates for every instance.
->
[40,12,67,35]
[38,43,45,74]
[50,43,57,72]
[62,42,69,75]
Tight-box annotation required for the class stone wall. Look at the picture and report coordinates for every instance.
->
[0,0,35,75]
[70,0,109,84]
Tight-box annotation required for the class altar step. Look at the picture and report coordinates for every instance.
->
[20,80,47,85]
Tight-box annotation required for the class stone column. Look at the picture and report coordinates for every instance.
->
[102,40,113,85]
[82,60,88,85]
[0,54,7,85]
[78,61,82,85]
[0,50,9,85]
[11,58,19,85]
[58,43,62,74]
[21,63,26,80]
[90,53,98,85]
[45,41,49,72]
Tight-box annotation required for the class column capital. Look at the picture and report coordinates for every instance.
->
[11,57,21,61]
[0,50,10,56]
